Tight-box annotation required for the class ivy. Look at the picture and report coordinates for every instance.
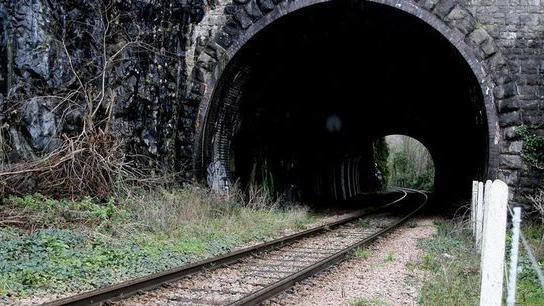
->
[517,125,544,170]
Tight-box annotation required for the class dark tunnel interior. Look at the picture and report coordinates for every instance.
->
[201,1,490,206]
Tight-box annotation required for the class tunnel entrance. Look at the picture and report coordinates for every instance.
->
[198,1,492,206]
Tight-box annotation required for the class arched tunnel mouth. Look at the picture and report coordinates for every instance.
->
[198,1,491,207]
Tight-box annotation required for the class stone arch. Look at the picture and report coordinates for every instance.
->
[188,0,516,189]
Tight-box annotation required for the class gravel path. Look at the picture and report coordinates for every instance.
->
[264,217,437,306]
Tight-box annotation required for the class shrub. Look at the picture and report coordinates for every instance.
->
[517,125,544,170]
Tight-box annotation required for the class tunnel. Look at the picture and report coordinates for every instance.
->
[197,1,492,206]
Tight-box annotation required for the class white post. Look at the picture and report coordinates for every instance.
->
[507,207,522,306]
[480,180,508,306]
[475,181,484,249]
[480,180,493,253]
[471,181,479,237]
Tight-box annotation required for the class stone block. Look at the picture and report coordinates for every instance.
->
[504,127,519,140]
[497,97,519,112]
[499,111,521,127]
[216,32,233,49]
[497,170,519,188]
[493,82,517,99]
[244,0,263,21]
[417,0,440,11]
[500,140,523,154]
[500,154,524,170]
[433,0,456,18]
[257,0,275,13]
[468,28,490,46]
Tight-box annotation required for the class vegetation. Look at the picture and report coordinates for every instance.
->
[375,138,390,186]
[517,125,544,170]
[354,247,370,259]
[0,186,315,300]
[347,297,389,306]
[528,188,544,224]
[384,252,395,262]
[418,220,480,305]
[385,135,435,191]
[515,222,544,304]
[418,219,544,305]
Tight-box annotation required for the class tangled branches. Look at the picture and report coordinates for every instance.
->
[0,130,140,199]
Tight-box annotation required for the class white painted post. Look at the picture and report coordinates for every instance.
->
[480,180,509,306]
[507,207,522,306]
[475,182,484,249]
[471,181,479,237]
[480,180,493,253]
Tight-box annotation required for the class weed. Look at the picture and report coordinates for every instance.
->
[517,125,544,170]
[354,247,370,259]
[347,297,389,306]
[384,252,395,262]
[511,221,544,304]
[0,185,315,300]
[527,189,544,225]
[418,220,480,305]
[355,218,370,228]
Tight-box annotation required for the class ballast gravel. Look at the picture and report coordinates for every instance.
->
[264,217,437,306]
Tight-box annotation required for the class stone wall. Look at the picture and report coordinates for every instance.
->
[185,0,543,204]
[0,0,542,202]
[0,0,206,179]
[466,0,544,202]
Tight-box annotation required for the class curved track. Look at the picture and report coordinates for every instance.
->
[44,189,426,306]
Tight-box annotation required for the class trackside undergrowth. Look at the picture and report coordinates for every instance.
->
[417,219,544,305]
[0,186,315,302]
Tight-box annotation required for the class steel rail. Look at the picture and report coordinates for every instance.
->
[43,190,408,306]
[229,188,428,306]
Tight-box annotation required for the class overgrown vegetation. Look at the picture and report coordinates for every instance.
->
[528,188,544,224]
[0,2,176,200]
[517,125,544,170]
[418,219,544,305]
[515,222,544,304]
[418,220,480,305]
[385,135,434,191]
[0,185,315,300]
[375,138,390,186]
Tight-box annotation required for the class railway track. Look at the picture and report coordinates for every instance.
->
[44,188,427,306]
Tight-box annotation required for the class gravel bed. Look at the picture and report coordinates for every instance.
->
[117,214,403,305]
[264,217,437,306]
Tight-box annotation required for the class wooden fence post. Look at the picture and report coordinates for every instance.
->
[480,180,508,306]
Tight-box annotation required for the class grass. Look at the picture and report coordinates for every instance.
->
[417,220,480,305]
[355,218,370,228]
[514,221,544,305]
[0,185,316,300]
[384,252,395,262]
[354,247,370,259]
[417,219,544,305]
[347,297,389,306]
